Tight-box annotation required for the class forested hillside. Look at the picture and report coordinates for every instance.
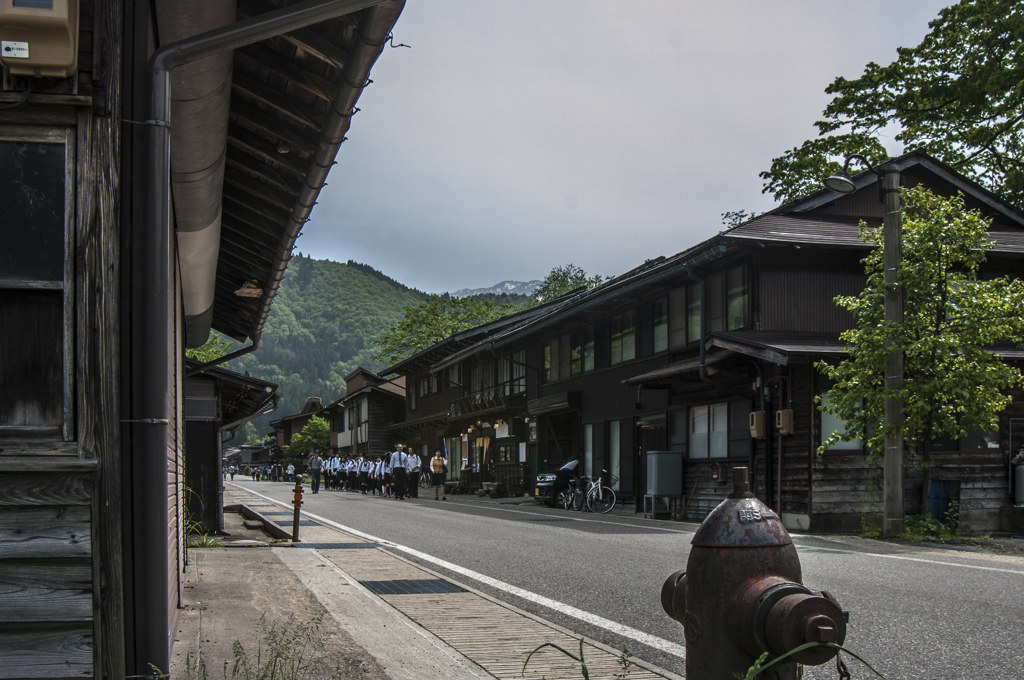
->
[227,255,425,438]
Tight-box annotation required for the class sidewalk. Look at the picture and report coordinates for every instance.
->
[170,485,682,680]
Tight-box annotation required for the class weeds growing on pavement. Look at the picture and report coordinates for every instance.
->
[522,638,636,679]
[859,479,882,538]
[182,613,345,680]
[185,487,223,549]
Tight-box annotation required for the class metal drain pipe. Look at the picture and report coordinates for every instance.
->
[137,0,384,674]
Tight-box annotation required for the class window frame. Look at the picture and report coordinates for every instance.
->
[0,125,76,442]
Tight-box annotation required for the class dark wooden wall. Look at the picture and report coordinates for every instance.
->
[0,0,126,677]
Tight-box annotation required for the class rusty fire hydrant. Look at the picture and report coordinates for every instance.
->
[661,467,848,680]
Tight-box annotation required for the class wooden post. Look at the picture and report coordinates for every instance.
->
[882,166,905,537]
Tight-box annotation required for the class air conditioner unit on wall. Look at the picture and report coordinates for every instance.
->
[0,0,79,78]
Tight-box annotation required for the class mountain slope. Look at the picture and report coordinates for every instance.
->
[453,280,541,298]
[227,256,425,436]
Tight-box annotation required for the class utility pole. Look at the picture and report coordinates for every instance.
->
[881,166,905,537]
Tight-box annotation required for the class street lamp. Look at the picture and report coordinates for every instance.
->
[824,155,905,537]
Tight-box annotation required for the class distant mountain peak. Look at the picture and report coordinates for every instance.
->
[452,280,541,298]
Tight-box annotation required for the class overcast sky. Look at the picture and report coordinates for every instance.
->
[301,0,951,294]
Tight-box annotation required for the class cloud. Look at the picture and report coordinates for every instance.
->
[302,0,949,293]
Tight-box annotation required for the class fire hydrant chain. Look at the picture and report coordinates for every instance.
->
[836,652,852,680]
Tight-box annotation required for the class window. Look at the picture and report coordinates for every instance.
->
[608,420,621,490]
[610,311,636,365]
[418,378,429,398]
[689,401,751,459]
[687,284,701,344]
[510,349,526,393]
[429,374,438,394]
[569,331,581,376]
[0,127,75,441]
[669,287,687,350]
[544,338,558,383]
[726,265,748,330]
[408,386,416,411]
[583,423,594,479]
[583,320,607,372]
[447,364,461,388]
[653,298,669,353]
[332,409,345,432]
[819,393,861,450]
[707,272,725,333]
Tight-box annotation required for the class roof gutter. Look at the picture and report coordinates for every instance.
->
[138,0,386,674]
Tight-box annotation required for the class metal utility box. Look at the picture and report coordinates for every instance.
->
[776,409,794,435]
[749,410,766,439]
[0,0,79,78]
[647,450,684,496]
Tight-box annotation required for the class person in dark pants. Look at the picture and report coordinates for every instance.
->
[407,452,421,498]
[431,449,447,500]
[307,448,323,494]
[389,444,408,500]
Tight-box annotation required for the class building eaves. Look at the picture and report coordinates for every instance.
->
[430,245,732,373]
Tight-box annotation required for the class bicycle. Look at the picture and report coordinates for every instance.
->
[559,477,584,511]
[585,469,616,514]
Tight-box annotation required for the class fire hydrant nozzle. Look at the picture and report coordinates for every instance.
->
[661,467,849,679]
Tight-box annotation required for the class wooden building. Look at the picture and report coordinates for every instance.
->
[270,395,325,452]
[0,0,405,677]
[385,151,1024,532]
[184,358,279,533]
[326,367,404,458]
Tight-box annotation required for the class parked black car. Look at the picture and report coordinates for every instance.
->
[534,459,578,506]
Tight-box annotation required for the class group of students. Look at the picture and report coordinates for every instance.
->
[307,444,449,500]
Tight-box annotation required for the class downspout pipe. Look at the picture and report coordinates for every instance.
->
[139,0,385,673]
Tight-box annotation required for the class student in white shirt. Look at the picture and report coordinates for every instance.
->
[389,444,408,500]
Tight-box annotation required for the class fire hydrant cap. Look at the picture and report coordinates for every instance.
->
[691,496,792,547]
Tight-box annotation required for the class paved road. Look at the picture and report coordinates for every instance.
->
[231,480,1024,679]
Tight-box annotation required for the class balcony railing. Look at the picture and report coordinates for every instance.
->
[449,379,526,418]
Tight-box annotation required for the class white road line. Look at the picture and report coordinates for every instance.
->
[795,544,1024,575]
[230,485,1024,577]
[435,501,695,534]
[235,484,689,658]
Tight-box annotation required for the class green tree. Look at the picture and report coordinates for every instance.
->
[533,264,604,303]
[185,331,233,362]
[283,415,330,463]
[817,187,1024,515]
[761,0,1024,207]
[372,295,519,366]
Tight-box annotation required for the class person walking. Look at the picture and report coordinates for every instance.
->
[431,449,447,500]
[407,450,421,498]
[307,448,323,494]
[358,455,372,494]
[389,444,408,500]
[285,462,294,482]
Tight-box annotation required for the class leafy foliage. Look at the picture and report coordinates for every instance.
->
[761,0,1024,207]
[185,331,233,363]
[372,294,520,367]
[283,415,329,462]
[533,263,604,303]
[227,256,425,435]
[721,209,757,228]
[817,188,1024,512]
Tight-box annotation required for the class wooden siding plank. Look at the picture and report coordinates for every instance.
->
[0,506,91,558]
[0,472,92,506]
[0,559,92,622]
[0,625,93,678]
